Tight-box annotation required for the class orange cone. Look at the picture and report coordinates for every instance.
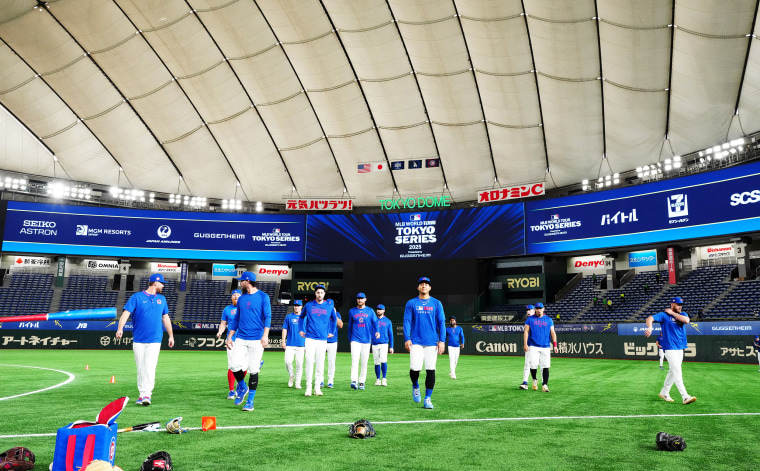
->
[109,375,116,383]
[85,365,89,370]
[202,416,216,431]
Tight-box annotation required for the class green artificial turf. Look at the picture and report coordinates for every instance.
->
[1,350,759,470]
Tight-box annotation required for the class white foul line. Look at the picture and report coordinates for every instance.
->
[3,411,760,440]
[0,364,75,402]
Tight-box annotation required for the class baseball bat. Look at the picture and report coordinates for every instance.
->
[118,421,161,433]
[0,307,117,324]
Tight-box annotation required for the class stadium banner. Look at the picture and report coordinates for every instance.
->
[525,160,760,253]
[12,255,53,268]
[305,204,524,261]
[477,182,545,203]
[472,323,618,334]
[699,244,735,260]
[2,201,306,261]
[212,263,237,277]
[83,259,120,271]
[502,274,544,291]
[150,262,181,274]
[617,321,760,336]
[628,250,657,268]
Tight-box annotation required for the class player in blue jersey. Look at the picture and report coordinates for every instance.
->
[348,293,380,390]
[299,284,340,397]
[116,273,175,406]
[403,277,446,409]
[324,299,342,388]
[282,300,305,389]
[225,271,272,411]
[656,332,665,370]
[524,302,558,392]
[216,289,243,399]
[645,297,696,404]
[446,316,464,379]
[754,335,760,372]
[372,304,394,386]
[519,305,536,390]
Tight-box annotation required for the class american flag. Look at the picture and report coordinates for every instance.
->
[357,164,371,173]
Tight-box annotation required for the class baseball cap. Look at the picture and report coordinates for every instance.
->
[149,274,164,283]
[671,296,684,304]
[231,289,242,296]
[449,316,456,320]
[237,271,256,282]
[535,302,544,309]
[294,300,303,306]
[357,292,366,298]
[377,304,385,310]
[526,304,535,310]
[418,276,431,285]
[314,284,326,291]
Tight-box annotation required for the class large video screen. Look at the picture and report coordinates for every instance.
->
[306,204,524,261]
[526,160,760,253]
[2,202,306,261]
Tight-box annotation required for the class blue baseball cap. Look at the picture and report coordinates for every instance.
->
[315,284,326,291]
[418,277,431,285]
[535,302,544,309]
[377,304,385,310]
[449,316,456,320]
[671,296,684,304]
[237,271,256,282]
[294,300,303,306]
[357,292,366,298]
[149,274,164,283]
[526,304,535,310]
[231,289,242,296]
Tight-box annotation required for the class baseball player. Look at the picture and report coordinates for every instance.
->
[226,271,272,412]
[403,276,446,409]
[282,300,305,389]
[299,284,340,397]
[324,299,342,388]
[524,302,558,392]
[445,315,464,379]
[348,292,380,390]
[656,332,665,370]
[645,296,696,405]
[216,289,243,399]
[116,273,175,406]
[372,304,394,386]
[519,304,536,390]
[754,335,760,372]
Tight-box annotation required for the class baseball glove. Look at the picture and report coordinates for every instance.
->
[0,447,35,470]
[656,432,687,451]
[348,419,376,439]
[140,451,173,471]
[166,417,188,434]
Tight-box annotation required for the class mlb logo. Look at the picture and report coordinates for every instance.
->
[551,214,559,220]
[274,228,280,233]
[76,225,88,236]
[410,214,421,221]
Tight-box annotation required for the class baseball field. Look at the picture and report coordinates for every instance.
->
[1,350,758,470]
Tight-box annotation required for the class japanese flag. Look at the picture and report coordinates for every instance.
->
[373,162,387,172]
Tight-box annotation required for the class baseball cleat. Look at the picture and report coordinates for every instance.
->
[288,376,294,388]
[320,381,324,387]
[327,382,334,388]
[296,383,302,389]
[375,379,382,386]
[660,366,664,370]
[683,396,697,405]
[519,382,528,390]
[381,378,387,386]
[351,381,358,390]
[135,396,144,405]
[234,385,249,406]
[532,381,538,391]
[259,360,264,369]
[451,374,457,380]
[305,387,312,397]
[542,384,549,393]
[227,391,236,400]
[315,387,323,396]
[141,396,151,406]
[358,383,365,390]
[423,397,434,409]
[242,397,254,411]
[659,394,674,403]
[412,387,421,403]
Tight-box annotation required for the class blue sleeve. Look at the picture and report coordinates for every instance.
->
[301,306,309,334]
[458,326,464,345]
[228,310,239,334]
[347,311,354,338]
[282,314,289,330]
[652,312,666,324]
[403,300,413,341]
[263,296,272,329]
[437,301,446,343]
[388,320,394,349]
[161,296,169,315]
[123,293,136,313]
[370,312,379,336]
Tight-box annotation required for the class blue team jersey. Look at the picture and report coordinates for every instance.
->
[754,339,760,351]
[403,296,445,346]
[123,291,169,344]
[301,300,337,341]
[652,310,689,350]
[657,334,664,349]
[348,306,379,343]
[221,305,238,341]
[282,313,305,347]
[327,311,341,344]
[228,290,272,341]
[525,315,553,348]
[373,317,394,348]
[446,325,464,347]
